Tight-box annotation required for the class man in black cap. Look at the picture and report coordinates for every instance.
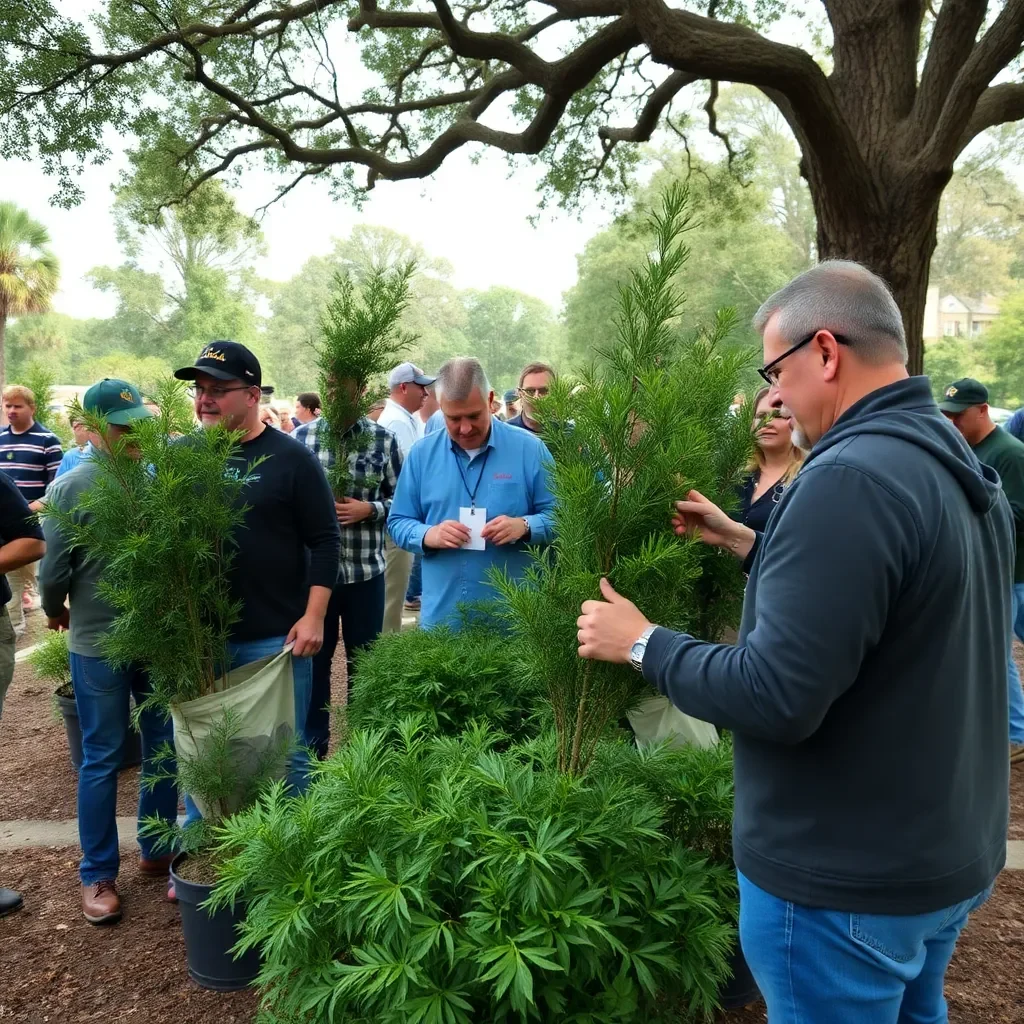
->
[174,342,341,804]
[940,377,1024,764]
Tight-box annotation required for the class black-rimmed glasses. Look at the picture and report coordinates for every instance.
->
[187,384,256,400]
[758,331,850,386]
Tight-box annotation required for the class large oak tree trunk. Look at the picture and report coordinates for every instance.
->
[808,169,946,378]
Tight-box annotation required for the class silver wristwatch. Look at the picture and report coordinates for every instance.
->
[630,626,657,672]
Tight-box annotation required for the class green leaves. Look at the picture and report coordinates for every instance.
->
[491,186,754,775]
[317,258,416,496]
[215,723,736,1023]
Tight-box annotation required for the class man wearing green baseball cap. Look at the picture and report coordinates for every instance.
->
[941,377,1024,765]
[38,380,179,926]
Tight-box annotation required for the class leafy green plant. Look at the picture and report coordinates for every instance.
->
[20,360,72,446]
[346,624,546,743]
[317,262,416,496]
[213,719,736,1023]
[40,378,282,854]
[27,626,71,688]
[491,185,754,774]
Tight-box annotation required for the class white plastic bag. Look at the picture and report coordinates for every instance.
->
[171,647,295,819]
[627,693,719,750]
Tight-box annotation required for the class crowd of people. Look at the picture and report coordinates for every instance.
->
[0,260,1019,1022]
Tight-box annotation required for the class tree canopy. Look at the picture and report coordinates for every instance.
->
[0,200,60,391]
[3,2,1024,371]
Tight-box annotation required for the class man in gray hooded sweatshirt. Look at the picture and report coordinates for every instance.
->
[577,262,1011,1024]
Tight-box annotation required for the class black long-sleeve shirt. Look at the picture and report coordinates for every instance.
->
[225,426,341,641]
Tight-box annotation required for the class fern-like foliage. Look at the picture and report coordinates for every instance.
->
[317,262,417,496]
[213,719,736,1023]
[346,624,546,743]
[27,627,71,687]
[490,185,754,774]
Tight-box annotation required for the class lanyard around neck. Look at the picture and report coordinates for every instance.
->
[454,445,491,507]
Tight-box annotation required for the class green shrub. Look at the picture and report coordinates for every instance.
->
[213,719,736,1023]
[346,625,545,742]
[27,628,71,688]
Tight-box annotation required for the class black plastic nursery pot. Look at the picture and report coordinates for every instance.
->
[719,940,761,1010]
[54,687,143,772]
[171,853,261,992]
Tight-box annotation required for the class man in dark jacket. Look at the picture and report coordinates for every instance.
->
[939,377,1024,764]
[576,262,1011,1023]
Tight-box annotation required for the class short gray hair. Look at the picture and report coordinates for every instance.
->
[435,357,491,402]
[753,260,907,365]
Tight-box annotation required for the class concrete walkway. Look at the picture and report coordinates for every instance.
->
[2,817,1023,868]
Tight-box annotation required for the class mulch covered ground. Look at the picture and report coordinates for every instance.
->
[0,615,1021,1022]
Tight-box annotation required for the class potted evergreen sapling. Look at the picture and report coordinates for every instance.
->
[205,189,745,1022]
[491,183,758,1008]
[29,628,141,771]
[40,378,294,991]
[316,261,417,498]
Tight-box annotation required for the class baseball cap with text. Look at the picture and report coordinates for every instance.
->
[938,378,989,413]
[174,341,262,388]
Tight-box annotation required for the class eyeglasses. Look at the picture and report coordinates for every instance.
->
[758,331,850,386]
[519,386,550,398]
[187,384,255,401]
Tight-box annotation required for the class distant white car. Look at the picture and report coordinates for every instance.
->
[990,406,1014,425]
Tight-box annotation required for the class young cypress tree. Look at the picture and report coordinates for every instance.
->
[316,262,417,496]
[492,185,754,775]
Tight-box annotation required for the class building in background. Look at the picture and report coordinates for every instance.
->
[923,286,1001,341]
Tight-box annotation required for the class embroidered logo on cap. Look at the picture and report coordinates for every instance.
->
[119,389,133,402]
[201,347,227,362]
[946,386,958,397]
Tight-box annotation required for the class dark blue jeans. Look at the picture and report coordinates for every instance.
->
[70,654,179,885]
[405,553,423,602]
[309,573,385,758]
[739,871,992,1023]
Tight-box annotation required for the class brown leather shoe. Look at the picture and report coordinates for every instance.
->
[1012,743,1024,765]
[139,854,174,878]
[81,880,122,925]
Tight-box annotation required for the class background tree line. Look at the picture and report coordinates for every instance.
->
[4,89,1024,405]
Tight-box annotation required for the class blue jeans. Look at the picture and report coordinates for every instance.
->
[183,636,312,825]
[738,872,991,1023]
[70,654,179,885]
[405,554,423,602]
[1008,583,1024,744]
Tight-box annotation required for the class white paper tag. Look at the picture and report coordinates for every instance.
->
[459,506,487,551]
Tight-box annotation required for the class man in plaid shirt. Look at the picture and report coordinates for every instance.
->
[293,411,402,756]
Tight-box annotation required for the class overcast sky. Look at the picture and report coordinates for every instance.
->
[2,133,627,320]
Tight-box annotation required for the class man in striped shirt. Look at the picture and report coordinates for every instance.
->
[0,385,62,633]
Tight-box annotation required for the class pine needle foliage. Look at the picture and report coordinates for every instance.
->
[213,719,736,1023]
[40,378,251,708]
[317,263,417,496]
[346,625,546,743]
[40,378,270,847]
[490,186,754,775]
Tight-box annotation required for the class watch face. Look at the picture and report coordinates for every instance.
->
[630,641,644,661]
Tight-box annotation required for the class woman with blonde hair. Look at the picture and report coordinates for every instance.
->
[736,386,804,532]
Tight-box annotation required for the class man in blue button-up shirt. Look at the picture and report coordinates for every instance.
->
[388,357,556,629]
